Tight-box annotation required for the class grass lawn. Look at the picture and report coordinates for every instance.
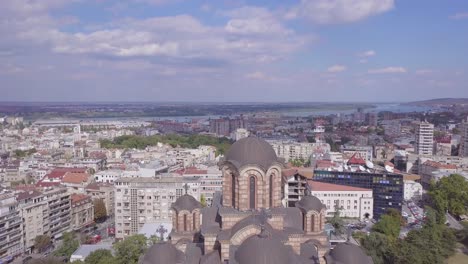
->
[447,243,468,264]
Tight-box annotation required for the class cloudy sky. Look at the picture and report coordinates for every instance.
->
[1,0,467,102]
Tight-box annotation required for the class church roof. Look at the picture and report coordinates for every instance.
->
[224,136,281,170]
[172,194,201,212]
[325,242,374,264]
[234,232,292,264]
[296,195,326,212]
[141,243,184,264]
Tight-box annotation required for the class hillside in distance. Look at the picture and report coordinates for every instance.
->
[405,98,468,106]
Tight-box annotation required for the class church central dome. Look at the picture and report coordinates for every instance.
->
[225,136,279,169]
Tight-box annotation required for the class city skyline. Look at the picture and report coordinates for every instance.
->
[1,0,468,102]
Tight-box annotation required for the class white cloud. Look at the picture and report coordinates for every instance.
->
[327,65,347,73]
[368,67,407,74]
[449,12,468,20]
[415,69,434,75]
[245,71,267,80]
[287,0,394,24]
[358,50,376,57]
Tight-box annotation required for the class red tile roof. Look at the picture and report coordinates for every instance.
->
[46,167,87,179]
[347,153,366,166]
[62,172,90,184]
[422,160,457,170]
[71,193,91,204]
[308,180,372,192]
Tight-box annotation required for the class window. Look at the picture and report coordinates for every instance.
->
[231,173,236,207]
[269,174,273,207]
[249,176,256,209]
[183,214,187,231]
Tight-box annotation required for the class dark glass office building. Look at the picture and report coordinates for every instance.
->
[313,170,404,219]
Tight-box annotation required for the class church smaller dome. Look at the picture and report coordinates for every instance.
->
[224,136,280,170]
[141,243,184,264]
[235,233,291,264]
[296,195,325,212]
[325,242,373,264]
[172,194,202,212]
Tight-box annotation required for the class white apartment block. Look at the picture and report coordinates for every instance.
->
[114,176,200,239]
[16,190,49,254]
[309,181,373,220]
[42,187,72,241]
[268,141,330,162]
[403,180,423,201]
[416,121,434,155]
[179,167,222,206]
[0,190,23,262]
[460,118,468,157]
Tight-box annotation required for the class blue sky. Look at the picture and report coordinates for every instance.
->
[1,0,467,102]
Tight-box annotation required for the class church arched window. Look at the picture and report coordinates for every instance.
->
[269,174,274,207]
[231,173,236,207]
[249,176,256,209]
[311,214,315,232]
[193,212,196,230]
[183,214,187,231]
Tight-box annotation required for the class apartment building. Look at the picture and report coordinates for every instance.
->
[416,121,434,155]
[16,190,49,254]
[43,187,72,241]
[460,117,468,157]
[178,166,222,206]
[114,176,200,239]
[268,140,330,162]
[0,190,23,262]
[85,183,114,217]
[309,181,373,220]
[70,194,94,231]
[419,160,458,189]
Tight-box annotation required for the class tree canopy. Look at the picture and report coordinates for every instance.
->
[54,232,79,259]
[34,234,51,253]
[100,134,232,155]
[93,198,107,221]
[84,249,115,264]
[113,234,148,264]
[428,174,468,217]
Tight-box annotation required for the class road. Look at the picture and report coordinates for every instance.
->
[446,213,464,230]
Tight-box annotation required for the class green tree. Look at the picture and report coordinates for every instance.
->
[360,232,394,264]
[84,249,115,264]
[200,194,207,207]
[372,214,401,239]
[94,198,107,221]
[328,207,345,235]
[428,174,468,217]
[148,235,159,245]
[34,234,51,253]
[29,256,67,264]
[113,234,148,264]
[54,232,79,259]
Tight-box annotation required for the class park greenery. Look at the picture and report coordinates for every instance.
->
[100,134,232,155]
[358,206,458,264]
[14,148,36,158]
[428,174,468,217]
[54,232,80,259]
[328,207,345,235]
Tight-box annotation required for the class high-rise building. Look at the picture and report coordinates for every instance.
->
[209,116,245,136]
[460,117,468,157]
[415,121,434,155]
[114,176,200,240]
[313,170,404,219]
[0,190,23,262]
[16,190,49,254]
[43,187,72,242]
